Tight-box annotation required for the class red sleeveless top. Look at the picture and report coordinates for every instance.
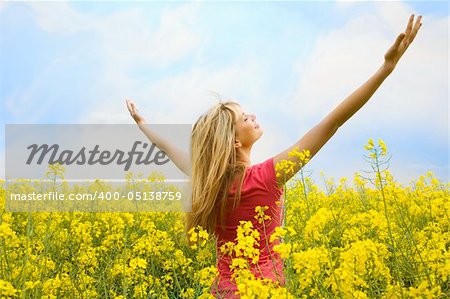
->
[211,157,285,298]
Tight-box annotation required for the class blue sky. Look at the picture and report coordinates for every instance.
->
[1,1,448,189]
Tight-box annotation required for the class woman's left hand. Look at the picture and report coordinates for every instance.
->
[384,14,422,72]
[126,98,146,125]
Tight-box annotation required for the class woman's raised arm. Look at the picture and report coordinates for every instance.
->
[126,99,191,177]
[273,14,422,187]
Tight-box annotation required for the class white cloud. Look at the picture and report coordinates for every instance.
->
[387,162,449,186]
[33,1,206,123]
[81,56,269,124]
[147,3,202,67]
[88,3,203,69]
[21,1,278,159]
[28,2,202,68]
[4,2,205,123]
[0,2,10,12]
[335,1,360,8]
[28,2,91,34]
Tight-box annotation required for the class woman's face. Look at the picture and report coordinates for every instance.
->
[233,105,263,148]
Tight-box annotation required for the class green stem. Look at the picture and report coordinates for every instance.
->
[375,153,404,298]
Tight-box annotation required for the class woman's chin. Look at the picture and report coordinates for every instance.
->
[257,130,263,139]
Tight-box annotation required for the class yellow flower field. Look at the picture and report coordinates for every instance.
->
[0,139,448,298]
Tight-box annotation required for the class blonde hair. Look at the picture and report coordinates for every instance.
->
[186,100,247,236]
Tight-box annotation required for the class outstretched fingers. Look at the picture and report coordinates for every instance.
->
[384,14,422,69]
[409,15,422,43]
[404,14,415,38]
[402,14,422,51]
[126,98,138,114]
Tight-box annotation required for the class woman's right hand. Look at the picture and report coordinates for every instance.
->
[126,98,146,125]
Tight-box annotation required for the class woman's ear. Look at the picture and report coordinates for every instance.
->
[234,139,242,149]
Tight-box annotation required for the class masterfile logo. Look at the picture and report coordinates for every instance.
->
[5,124,190,180]
[25,141,170,171]
[5,124,192,212]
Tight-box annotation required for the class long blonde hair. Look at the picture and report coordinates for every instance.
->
[186,100,247,235]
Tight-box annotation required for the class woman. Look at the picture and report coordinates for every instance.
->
[126,14,422,298]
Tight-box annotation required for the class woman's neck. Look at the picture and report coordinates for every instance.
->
[236,146,252,167]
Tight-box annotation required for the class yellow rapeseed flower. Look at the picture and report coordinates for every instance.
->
[378,139,387,156]
[273,243,292,259]
[129,257,147,270]
[364,138,374,151]
[254,205,271,224]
